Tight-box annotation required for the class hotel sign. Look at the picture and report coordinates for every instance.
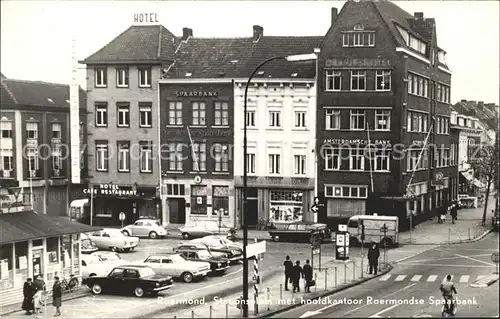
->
[323,139,391,146]
[325,58,391,68]
[133,13,159,23]
[84,184,138,197]
[175,91,219,98]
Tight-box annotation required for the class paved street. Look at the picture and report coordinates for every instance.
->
[272,232,500,318]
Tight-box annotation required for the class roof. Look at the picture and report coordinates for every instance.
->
[167,36,322,79]
[1,72,6,79]
[1,78,86,109]
[452,100,499,131]
[0,211,102,245]
[82,25,177,64]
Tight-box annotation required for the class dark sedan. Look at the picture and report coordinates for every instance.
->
[181,237,244,263]
[83,265,173,297]
[268,221,332,243]
[176,249,230,274]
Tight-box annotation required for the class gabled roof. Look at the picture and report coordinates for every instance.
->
[167,36,322,79]
[453,100,499,131]
[81,25,177,64]
[1,78,86,108]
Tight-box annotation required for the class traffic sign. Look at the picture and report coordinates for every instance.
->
[119,212,126,221]
[314,197,320,205]
[311,204,319,213]
[492,252,499,263]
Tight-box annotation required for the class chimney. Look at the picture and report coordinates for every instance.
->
[477,101,484,110]
[182,28,193,41]
[461,99,467,103]
[253,25,263,42]
[414,12,424,19]
[331,7,338,25]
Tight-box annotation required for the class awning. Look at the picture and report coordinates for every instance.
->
[460,172,486,188]
[0,210,102,245]
[70,198,89,207]
[460,171,474,181]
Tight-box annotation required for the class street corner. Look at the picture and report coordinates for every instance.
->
[470,274,500,288]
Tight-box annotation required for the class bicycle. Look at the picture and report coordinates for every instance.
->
[441,298,457,317]
[61,274,79,292]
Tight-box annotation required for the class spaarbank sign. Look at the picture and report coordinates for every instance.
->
[83,184,137,197]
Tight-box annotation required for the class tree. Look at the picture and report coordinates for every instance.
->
[470,143,499,225]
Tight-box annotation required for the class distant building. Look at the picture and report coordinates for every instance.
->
[0,77,87,216]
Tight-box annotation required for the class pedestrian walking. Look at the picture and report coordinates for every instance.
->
[451,203,458,224]
[367,242,380,275]
[283,256,293,291]
[22,278,35,315]
[439,205,447,224]
[52,276,62,316]
[33,275,46,316]
[302,260,313,293]
[292,260,303,293]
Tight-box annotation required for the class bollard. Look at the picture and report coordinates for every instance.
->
[335,267,338,287]
[353,261,356,281]
[448,229,451,243]
[209,305,213,319]
[267,287,270,311]
[468,228,471,240]
[314,273,318,292]
[225,303,228,319]
[344,263,347,284]
[192,311,195,318]
[324,269,328,290]
[280,284,283,300]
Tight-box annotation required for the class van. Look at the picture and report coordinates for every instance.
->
[347,215,399,248]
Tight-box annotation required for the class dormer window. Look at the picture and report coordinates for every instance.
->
[396,25,427,55]
[438,50,447,64]
[342,25,375,47]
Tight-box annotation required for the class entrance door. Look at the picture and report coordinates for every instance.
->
[169,198,186,224]
[32,249,43,278]
[247,199,258,228]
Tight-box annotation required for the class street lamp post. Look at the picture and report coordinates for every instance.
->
[242,53,317,317]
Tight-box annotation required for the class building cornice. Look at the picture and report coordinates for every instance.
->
[438,66,452,75]
[158,78,315,84]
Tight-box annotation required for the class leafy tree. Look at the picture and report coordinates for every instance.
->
[470,143,499,225]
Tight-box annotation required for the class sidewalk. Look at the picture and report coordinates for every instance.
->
[158,254,389,319]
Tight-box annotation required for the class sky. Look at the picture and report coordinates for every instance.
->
[1,1,499,105]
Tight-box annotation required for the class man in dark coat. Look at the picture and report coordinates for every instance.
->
[450,203,458,224]
[283,256,293,291]
[302,260,313,293]
[52,276,62,316]
[292,260,303,293]
[22,278,35,315]
[367,242,380,275]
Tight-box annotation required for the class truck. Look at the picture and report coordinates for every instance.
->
[347,215,399,248]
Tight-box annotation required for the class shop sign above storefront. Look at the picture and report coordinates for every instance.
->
[325,58,391,68]
[322,138,391,146]
[163,128,231,138]
[175,91,219,98]
[83,184,138,197]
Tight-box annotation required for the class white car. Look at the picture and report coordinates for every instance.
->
[121,219,168,239]
[81,255,114,279]
[89,228,139,252]
[141,254,211,283]
[90,251,128,267]
[179,221,231,240]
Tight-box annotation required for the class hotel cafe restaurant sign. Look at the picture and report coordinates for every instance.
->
[83,184,138,197]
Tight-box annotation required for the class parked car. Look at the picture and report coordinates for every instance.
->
[121,219,168,239]
[141,254,211,283]
[84,265,173,297]
[190,236,244,262]
[89,228,139,252]
[173,243,228,259]
[268,221,332,244]
[90,251,128,267]
[81,255,115,279]
[178,221,231,240]
[175,247,230,274]
[81,233,98,254]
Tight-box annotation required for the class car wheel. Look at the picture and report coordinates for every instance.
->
[91,284,102,295]
[182,272,194,283]
[123,248,131,253]
[182,233,190,240]
[273,236,279,242]
[122,230,130,236]
[381,237,394,248]
[134,287,145,297]
[149,231,158,239]
[111,246,118,252]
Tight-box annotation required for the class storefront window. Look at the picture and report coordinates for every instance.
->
[269,191,303,222]
[191,186,207,215]
[0,244,14,290]
[15,242,28,283]
[212,186,229,216]
[60,235,71,269]
[47,237,59,264]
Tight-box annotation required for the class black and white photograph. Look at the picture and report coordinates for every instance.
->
[0,0,499,318]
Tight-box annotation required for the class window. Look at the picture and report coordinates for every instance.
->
[116,68,129,87]
[417,78,423,96]
[192,102,206,126]
[139,103,152,127]
[374,150,390,171]
[324,148,340,170]
[412,75,418,96]
[51,123,62,139]
[423,79,429,98]
[212,186,229,216]
[168,143,183,171]
[350,148,365,170]
[350,110,365,130]
[192,143,207,172]
[326,109,341,130]
[213,143,229,172]
[342,32,375,47]
[375,110,391,131]
[214,102,229,126]
[117,142,130,172]
[294,155,306,175]
[375,70,391,91]
[269,111,281,127]
[95,67,107,87]
[408,74,413,94]
[138,67,151,87]
[350,71,366,91]
[324,184,368,198]
[27,147,39,171]
[26,122,38,139]
[1,121,12,138]
[96,143,108,171]
[246,111,255,127]
[190,186,207,215]
[246,153,255,174]
[117,104,130,127]
[326,71,341,91]
[407,111,428,133]
[168,102,183,125]
[407,149,427,171]
[52,146,62,170]
[166,184,185,196]
[2,155,13,171]
[294,111,306,128]
[95,103,108,127]
[268,154,280,174]
[437,116,449,134]
[139,142,153,173]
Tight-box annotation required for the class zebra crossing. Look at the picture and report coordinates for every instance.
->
[378,274,487,283]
